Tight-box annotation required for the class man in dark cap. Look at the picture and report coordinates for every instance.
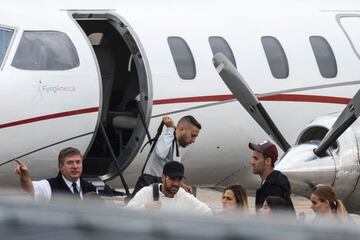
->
[126,161,212,215]
[249,140,295,213]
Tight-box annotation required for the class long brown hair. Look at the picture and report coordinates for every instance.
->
[224,185,248,209]
[311,185,348,221]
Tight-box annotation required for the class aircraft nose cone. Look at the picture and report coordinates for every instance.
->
[275,143,336,197]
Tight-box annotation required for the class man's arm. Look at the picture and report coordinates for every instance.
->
[154,116,176,159]
[183,192,213,216]
[15,160,34,195]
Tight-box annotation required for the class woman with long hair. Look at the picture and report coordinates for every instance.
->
[222,184,248,212]
[310,184,350,223]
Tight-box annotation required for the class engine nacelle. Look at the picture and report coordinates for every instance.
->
[276,113,360,213]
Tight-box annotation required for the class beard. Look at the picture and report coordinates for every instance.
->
[163,184,180,196]
[178,134,188,148]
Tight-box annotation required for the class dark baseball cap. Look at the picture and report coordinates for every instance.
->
[249,140,278,161]
[163,161,185,178]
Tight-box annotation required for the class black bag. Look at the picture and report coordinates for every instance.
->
[131,122,165,197]
[132,174,161,197]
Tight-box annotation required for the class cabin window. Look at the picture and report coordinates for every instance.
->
[209,36,237,68]
[261,36,289,79]
[309,36,337,78]
[12,31,79,70]
[0,27,13,67]
[167,36,196,80]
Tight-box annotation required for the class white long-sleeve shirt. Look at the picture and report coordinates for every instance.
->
[32,175,81,202]
[126,184,213,216]
[143,127,181,177]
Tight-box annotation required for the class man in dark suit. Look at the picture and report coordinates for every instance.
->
[15,147,96,202]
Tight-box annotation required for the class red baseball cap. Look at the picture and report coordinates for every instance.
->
[249,140,278,162]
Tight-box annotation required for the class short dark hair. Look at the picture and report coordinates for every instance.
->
[178,115,201,129]
[265,196,289,212]
[58,147,82,165]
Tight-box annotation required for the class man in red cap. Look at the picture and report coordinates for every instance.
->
[249,140,295,213]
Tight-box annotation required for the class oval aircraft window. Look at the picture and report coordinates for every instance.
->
[209,36,237,68]
[167,36,196,80]
[261,36,289,79]
[12,31,79,70]
[309,36,337,79]
[0,27,14,67]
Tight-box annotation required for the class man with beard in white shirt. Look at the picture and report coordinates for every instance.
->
[126,161,212,216]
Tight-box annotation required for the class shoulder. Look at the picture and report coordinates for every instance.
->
[261,171,290,192]
[176,188,199,201]
[34,179,51,187]
[135,185,153,197]
[160,128,175,138]
[46,174,63,188]
[127,185,153,206]
[80,178,96,190]
[267,171,290,184]
[176,188,213,215]
[46,176,58,184]
[176,187,188,196]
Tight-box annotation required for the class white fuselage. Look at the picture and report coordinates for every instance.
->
[0,0,359,206]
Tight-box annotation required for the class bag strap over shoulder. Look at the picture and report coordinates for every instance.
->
[141,121,165,174]
[172,130,179,157]
[152,183,159,201]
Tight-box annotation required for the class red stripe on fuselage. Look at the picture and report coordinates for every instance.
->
[0,94,351,130]
[153,94,351,105]
[0,107,99,129]
[259,94,350,104]
[153,95,234,104]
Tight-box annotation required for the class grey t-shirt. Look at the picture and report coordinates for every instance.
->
[143,127,181,177]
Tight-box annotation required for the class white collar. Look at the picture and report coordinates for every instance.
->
[261,179,266,186]
[62,175,80,192]
[158,184,184,198]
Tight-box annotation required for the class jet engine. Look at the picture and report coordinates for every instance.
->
[276,114,360,212]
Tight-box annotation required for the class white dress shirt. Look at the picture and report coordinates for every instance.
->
[32,176,82,202]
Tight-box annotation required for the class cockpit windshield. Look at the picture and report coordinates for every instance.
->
[0,27,13,66]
